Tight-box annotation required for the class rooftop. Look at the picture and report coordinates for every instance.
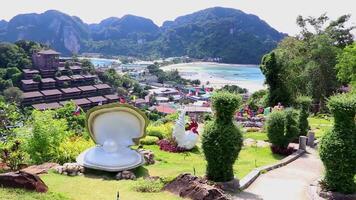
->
[70,75,85,80]
[154,105,176,114]
[60,87,81,94]
[94,84,111,90]
[22,91,43,98]
[37,49,60,55]
[78,85,96,91]
[41,78,56,83]
[41,89,62,96]
[23,69,39,74]
[21,79,38,84]
[55,76,71,81]
[72,98,91,106]
[32,102,62,110]
[104,94,120,100]
[69,65,82,70]
[88,96,107,103]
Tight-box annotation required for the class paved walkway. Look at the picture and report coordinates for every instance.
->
[233,147,323,200]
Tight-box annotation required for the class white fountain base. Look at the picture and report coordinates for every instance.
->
[76,146,145,172]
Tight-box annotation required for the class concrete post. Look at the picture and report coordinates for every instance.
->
[307,131,315,147]
[299,136,307,151]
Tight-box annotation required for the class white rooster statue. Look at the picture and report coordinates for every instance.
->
[172,108,199,150]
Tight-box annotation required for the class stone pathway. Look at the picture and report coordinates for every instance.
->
[233,147,323,200]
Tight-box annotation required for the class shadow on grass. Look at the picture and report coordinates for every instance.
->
[81,166,150,180]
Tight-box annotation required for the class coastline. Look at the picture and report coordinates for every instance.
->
[162,62,265,92]
[162,62,259,69]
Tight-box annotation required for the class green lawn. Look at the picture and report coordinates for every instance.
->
[308,116,333,138]
[243,131,268,141]
[0,145,283,200]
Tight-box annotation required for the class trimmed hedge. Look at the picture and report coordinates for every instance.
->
[202,91,243,182]
[295,96,312,136]
[319,93,356,194]
[266,108,299,149]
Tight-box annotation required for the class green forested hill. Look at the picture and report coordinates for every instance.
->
[0,7,286,64]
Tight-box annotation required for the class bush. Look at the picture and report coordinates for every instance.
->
[57,137,94,164]
[140,136,159,145]
[295,96,312,136]
[146,123,173,139]
[202,91,243,182]
[0,140,29,170]
[25,110,71,164]
[319,93,356,194]
[55,102,86,136]
[32,74,42,82]
[266,109,299,150]
[132,178,164,193]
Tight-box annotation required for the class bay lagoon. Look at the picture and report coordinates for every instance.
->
[87,57,266,92]
[162,62,265,92]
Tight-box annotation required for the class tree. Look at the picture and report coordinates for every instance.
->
[202,91,243,182]
[80,59,96,74]
[306,35,340,111]
[191,79,201,85]
[117,87,128,96]
[335,43,356,88]
[319,93,356,194]
[260,52,291,106]
[4,87,23,104]
[247,89,268,111]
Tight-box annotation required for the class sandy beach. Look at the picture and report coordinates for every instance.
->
[162,62,266,92]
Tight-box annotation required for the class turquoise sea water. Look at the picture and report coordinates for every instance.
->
[176,64,263,81]
[163,63,265,92]
[88,58,118,67]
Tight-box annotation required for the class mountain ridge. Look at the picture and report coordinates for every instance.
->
[0,7,287,64]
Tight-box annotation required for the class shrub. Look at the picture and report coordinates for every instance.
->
[140,136,159,145]
[266,109,299,150]
[295,96,312,136]
[157,139,188,153]
[319,93,356,194]
[146,123,173,139]
[25,110,71,164]
[57,137,94,164]
[202,91,243,182]
[32,74,42,82]
[0,140,29,170]
[55,102,86,136]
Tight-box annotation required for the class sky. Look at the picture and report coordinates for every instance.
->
[0,0,355,36]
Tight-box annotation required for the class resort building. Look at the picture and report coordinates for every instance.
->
[20,49,119,110]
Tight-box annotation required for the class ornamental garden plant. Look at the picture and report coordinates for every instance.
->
[319,93,356,194]
[295,96,312,136]
[266,108,299,155]
[202,91,243,182]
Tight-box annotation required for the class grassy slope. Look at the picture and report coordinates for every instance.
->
[2,116,331,200]
[0,145,282,200]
